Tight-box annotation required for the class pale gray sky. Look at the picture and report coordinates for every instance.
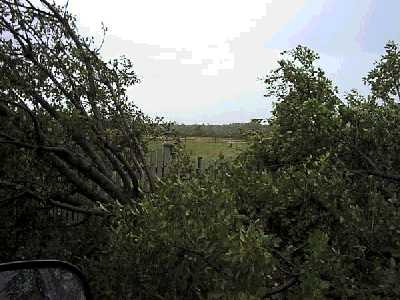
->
[62,0,399,124]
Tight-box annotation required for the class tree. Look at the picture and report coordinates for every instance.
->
[364,40,400,103]
[94,41,400,299]
[238,43,400,298]
[0,0,155,217]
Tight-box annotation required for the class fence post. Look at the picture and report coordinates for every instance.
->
[162,143,174,177]
[196,156,203,174]
[153,150,158,177]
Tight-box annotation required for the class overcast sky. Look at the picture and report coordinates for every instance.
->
[63,0,400,124]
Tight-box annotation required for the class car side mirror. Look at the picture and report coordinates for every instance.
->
[0,260,92,300]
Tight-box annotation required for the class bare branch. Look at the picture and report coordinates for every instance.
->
[351,169,400,183]
[263,276,298,298]
[48,199,109,216]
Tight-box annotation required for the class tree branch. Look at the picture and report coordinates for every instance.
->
[48,199,109,216]
[263,276,298,298]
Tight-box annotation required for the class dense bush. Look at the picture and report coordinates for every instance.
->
[93,43,400,299]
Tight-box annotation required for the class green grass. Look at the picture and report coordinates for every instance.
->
[147,136,248,162]
[181,137,247,160]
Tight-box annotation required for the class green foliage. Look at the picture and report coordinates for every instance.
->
[364,41,400,103]
[238,42,400,298]
[92,174,278,299]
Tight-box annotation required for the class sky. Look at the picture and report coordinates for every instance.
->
[62,0,400,124]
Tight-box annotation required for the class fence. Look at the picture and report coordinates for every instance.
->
[146,142,213,178]
[44,143,213,224]
[48,206,86,225]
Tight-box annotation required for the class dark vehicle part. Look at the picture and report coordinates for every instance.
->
[0,260,92,300]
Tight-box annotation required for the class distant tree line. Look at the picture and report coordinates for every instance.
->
[172,120,270,139]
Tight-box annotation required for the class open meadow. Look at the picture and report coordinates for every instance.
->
[179,136,248,160]
[146,136,248,172]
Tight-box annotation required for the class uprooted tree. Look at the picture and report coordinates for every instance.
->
[0,0,155,216]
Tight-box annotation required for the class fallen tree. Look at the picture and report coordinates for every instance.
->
[0,0,155,215]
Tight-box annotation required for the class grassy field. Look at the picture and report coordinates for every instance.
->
[147,136,248,163]
[180,137,247,160]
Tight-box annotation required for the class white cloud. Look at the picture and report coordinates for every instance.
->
[68,0,271,47]
[151,52,177,60]
[59,0,307,123]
